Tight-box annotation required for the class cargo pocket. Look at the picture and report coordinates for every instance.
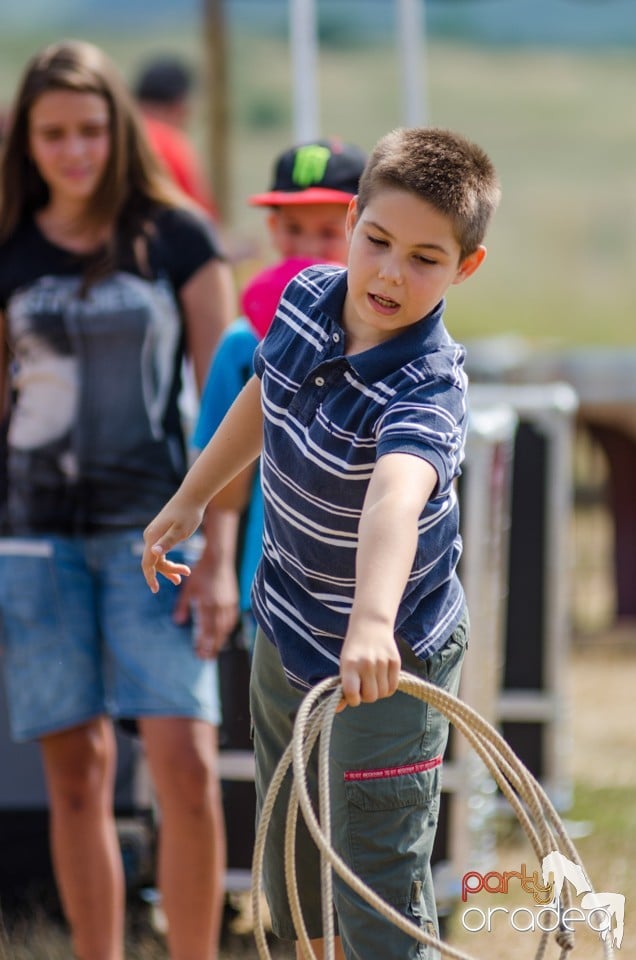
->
[344,758,442,905]
[341,761,441,958]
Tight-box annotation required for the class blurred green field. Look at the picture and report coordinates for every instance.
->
[1,25,635,346]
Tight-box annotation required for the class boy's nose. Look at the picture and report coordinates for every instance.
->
[378,258,403,285]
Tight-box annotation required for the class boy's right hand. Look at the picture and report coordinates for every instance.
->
[141,497,205,593]
[338,619,401,710]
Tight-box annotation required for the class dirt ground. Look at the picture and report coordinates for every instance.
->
[567,631,636,790]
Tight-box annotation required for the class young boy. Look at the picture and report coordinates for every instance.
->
[178,138,367,655]
[249,137,369,265]
[142,127,500,960]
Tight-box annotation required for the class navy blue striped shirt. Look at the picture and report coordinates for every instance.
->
[252,265,467,690]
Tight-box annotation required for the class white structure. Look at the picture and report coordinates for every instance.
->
[289,0,428,139]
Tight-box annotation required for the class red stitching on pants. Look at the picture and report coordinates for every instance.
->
[343,755,443,781]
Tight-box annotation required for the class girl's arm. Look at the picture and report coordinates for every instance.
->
[141,373,263,592]
[172,252,236,645]
[339,452,438,708]
[0,312,8,418]
[180,257,236,389]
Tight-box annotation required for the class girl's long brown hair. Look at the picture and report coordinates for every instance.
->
[0,39,194,283]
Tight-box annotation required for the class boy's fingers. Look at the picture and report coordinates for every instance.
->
[146,526,182,557]
[388,659,401,695]
[339,658,400,709]
[339,668,362,708]
[141,544,190,593]
[161,562,191,586]
[141,546,160,592]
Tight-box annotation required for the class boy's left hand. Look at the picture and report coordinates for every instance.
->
[338,622,401,710]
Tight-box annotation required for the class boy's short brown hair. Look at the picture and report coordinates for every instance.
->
[356,127,501,259]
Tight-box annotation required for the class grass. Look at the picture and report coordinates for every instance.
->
[0,899,167,960]
[1,781,631,958]
[224,34,636,349]
[0,894,295,960]
[446,782,636,958]
[1,26,636,345]
[569,784,636,900]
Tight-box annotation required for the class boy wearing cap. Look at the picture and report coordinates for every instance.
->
[178,139,366,655]
[142,126,500,959]
[250,139,369,265]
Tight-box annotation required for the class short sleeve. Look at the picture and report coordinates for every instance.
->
[252,339,266,379]
[375,380,467,494]
[150,206,225,291]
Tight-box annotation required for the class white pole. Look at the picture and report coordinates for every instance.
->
[397,0,428,126]
[289,0,320,141]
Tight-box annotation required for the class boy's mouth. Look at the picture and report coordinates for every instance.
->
[369,292,400,311]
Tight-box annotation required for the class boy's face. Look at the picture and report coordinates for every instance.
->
[267,203,350,264]
[343,188,486,348]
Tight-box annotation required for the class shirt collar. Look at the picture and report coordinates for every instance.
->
[314,268,448,383]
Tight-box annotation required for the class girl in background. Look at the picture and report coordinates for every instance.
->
[0,39,234,960]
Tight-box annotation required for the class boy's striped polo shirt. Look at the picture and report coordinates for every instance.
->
[251,265,468,690]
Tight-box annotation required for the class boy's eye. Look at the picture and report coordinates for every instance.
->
[415,254,436,265]
[367,234,387,247]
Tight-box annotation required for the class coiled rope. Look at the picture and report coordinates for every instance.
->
[251,672,615,960]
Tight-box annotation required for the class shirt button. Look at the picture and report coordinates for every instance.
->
[314,375,325,387]
[332,332,341,343]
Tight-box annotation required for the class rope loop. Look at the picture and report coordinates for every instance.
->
[251,671,615,960]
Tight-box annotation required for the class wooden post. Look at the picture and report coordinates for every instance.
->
[203,0,231,224]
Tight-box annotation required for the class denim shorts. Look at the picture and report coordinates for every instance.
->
[249,613,468,960]
[0,531,220,742]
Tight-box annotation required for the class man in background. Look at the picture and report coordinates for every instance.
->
[134,54,218,218]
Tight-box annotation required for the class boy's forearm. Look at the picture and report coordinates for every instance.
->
[349,454,437,632]
[339,456,436,708]
[349,495,420,630]
[142,374,263,590]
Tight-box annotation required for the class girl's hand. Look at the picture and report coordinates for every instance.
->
[176,553,240,659]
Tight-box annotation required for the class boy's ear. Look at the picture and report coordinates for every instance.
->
[452,245,487,285]
[345,196,359,242]
[266,209,280,233]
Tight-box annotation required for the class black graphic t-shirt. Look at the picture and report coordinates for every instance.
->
[0,207,222,534]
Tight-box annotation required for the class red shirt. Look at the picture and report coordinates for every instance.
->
[144,116,218,219]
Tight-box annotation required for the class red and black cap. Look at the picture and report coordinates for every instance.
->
[248,138,367,207]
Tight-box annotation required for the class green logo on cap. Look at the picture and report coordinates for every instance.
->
[292,145,331,188]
